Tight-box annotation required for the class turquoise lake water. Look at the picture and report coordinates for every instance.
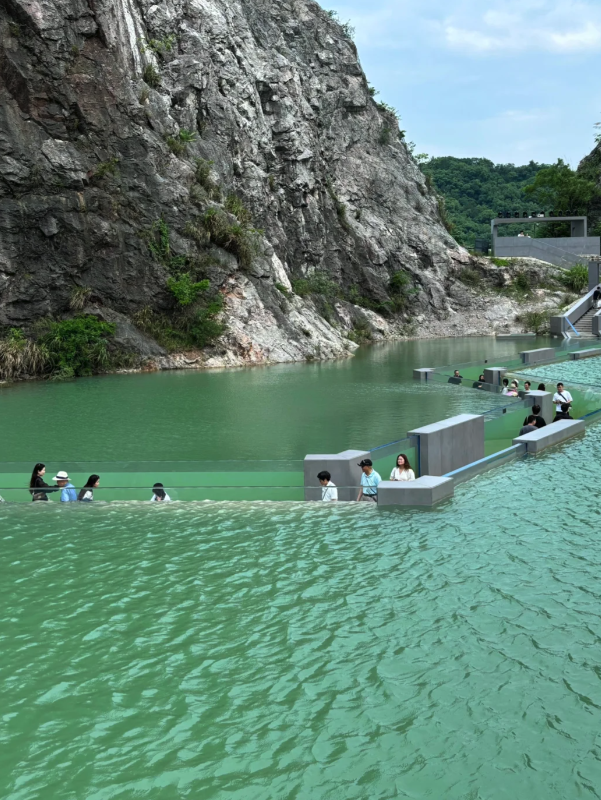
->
[3,335,601,799]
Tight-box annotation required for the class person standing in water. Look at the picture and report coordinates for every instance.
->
[29,463,58,502]
[78,475,100,502]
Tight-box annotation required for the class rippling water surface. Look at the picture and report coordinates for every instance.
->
[3,427,601,799]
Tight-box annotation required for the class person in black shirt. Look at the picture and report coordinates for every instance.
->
[553,403,573,422]
[522,404,546,429]
[29,462,59,502]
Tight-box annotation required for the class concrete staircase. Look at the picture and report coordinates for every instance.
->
[573,306,598,338]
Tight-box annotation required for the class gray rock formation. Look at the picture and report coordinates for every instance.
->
[0,0,478,368]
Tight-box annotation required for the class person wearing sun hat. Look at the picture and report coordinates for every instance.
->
[53,470,78,502]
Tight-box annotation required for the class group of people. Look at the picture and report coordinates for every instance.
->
[29,463,171,502]
[518,381,574,434]
[317,453,415,502]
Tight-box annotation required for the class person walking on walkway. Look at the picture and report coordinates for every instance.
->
[317,471,338,501]
[78,475,100,502]
[553,403,573,422]
[553,383,573,415]
[29,463,59,501]
[522,404,546,429]
[356,459,381,503]
[54,471,78,502]
[150,483,171,502]
[519,416,538,436]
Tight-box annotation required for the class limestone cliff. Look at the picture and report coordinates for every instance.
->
[0,0,481,368]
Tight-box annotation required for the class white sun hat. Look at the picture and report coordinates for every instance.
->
[53,471,69,482]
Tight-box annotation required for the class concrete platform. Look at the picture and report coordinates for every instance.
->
[413,368,434,381]
[569,348,601,360]
[378,476,454,507]
[520,347,555,365]
[512,419,585,453]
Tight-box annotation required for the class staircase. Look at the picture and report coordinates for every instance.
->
[573,306,598,338]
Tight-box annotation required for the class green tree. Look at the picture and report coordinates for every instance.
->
[420,157,549,247]
[524,159,599,215]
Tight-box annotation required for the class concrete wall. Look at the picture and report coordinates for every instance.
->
[512,419,585,453]
[304,449,369,502]
[570,347,601,360]
[494,237,600,267]
[378,476,454,507]
[520,348,555,365]
[483,368,507,385]
[408,414,484,476]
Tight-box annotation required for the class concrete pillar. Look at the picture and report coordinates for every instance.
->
[572,219,586,237]
[304,449,369,502]
[413,368,434,381]
[589,261,601,291]
[520,347,555,365]
[483,367,507,386]
[408,414,484,477]
[378,476,454,507]
[524,390,554,425]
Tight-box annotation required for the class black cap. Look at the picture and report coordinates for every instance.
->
[358,459,373,467]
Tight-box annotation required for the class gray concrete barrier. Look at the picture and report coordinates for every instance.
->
[570,348,601,360]
[512,419,585,453]
[524,390,554,425]
[520,348,555,365]
[409,414,484,476]
[413,368,434,381]
[304,449,369,502]
[378,476,454,507]
[483,368,507,385]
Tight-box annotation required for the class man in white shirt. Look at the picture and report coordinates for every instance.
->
[552,382,573,415]
[317,471,338,501]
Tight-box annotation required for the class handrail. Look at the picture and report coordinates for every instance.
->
[566,317,580,336]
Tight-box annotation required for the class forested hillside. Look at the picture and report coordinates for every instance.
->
[421,157,550,248]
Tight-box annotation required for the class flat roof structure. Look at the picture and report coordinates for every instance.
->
[492,216,587,237]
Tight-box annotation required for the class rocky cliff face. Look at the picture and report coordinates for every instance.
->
[0,0,476,368]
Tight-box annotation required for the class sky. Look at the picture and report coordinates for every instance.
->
[328,0,601,167]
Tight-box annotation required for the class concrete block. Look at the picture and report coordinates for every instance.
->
[409,413,484,476]
[304,449,369,502]
[378,476,454,507]
[520,347,555,365]
[413,368,434,381]
[512,419,585,453]
[570,348,601,360]
[523,390,554,425]
[483,368,507,385]
[589,261,601,291]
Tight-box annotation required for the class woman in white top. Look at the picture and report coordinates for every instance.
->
[390,453,416,482]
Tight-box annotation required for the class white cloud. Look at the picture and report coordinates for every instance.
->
[442,1,601,53]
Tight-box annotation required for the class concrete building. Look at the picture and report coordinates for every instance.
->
[491,216,599,267]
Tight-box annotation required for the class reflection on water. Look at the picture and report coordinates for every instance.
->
[2,426,601,798]
[0,336,550,463]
